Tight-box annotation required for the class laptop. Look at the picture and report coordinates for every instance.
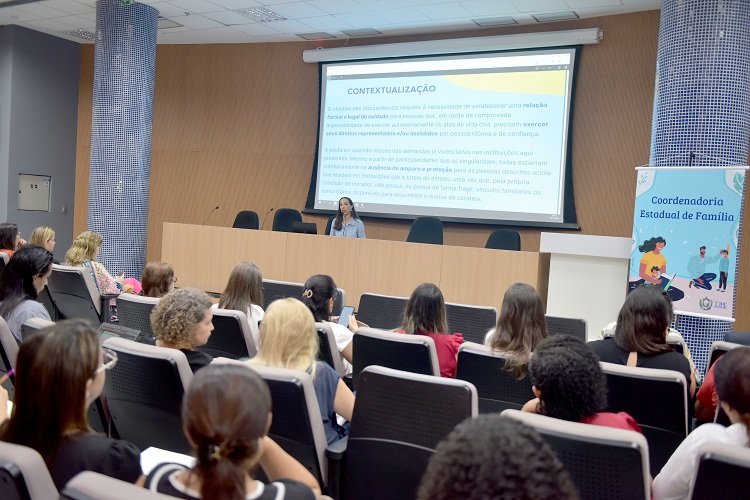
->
[98,322,141,343]
[292,221,318,234]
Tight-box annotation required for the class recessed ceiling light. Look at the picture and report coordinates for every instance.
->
[532,11,580,23]
[158,18,183,29]
[341,28,382,37]
[64,29,95,41]
[297,32,337,40]
[473,17,518,27]
[233,7,288,23]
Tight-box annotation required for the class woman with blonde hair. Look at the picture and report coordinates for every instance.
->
[250,298,354,444]
[29,226,56,254]
[141,261,175,298]
[65,230,133,295]
[484,283,548,379]
[215,262,265,347]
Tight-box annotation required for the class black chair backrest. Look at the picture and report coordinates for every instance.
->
[445,302,497,344]
[351,329,437,390]
[232,210,260,229]
[455,345,534,413]
[723,331,750,346]
[47,266,104,324]
[340,366,475,500]
[325,215,335,236]
[263,279,344,315]
[197,311,252,359]
[272,208,303,232]
[485,229,521,250]
[691,443,750,500]
[546,315,587,342]
[37,287,58,321]
[316,327,337,371]
[103,344,190,454]
[0,463,30,500]
[116,297,156,341]
[356,293,406,331]
[406,216,443,245]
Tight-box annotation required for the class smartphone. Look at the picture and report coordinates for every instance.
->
[338,306,355,325]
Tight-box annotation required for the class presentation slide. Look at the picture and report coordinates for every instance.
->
[309,47,579,226]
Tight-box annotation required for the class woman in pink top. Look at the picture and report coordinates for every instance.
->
[398,283,463,378]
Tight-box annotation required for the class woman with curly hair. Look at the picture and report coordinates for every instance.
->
[484,283,548,379]
[145,364,320,499]
[522,335,641,432]
[588,284,695,399]
[417,414,578,500]
[250,298,354,444]
[151,288,214,373]
[398,283,463,378]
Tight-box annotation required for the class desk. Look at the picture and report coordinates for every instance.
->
[162,223,550,309]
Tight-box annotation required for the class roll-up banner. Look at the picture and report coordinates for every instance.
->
[630,166,747,320]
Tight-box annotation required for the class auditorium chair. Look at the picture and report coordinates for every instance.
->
[600,362,687,476]
[356,293,407,331]
[232,210,260,230]
[116,293,160,341]
[324,215,336,236]
[502,409,650,500]
[103,338,193,454]
[62,471,173,499]
[455,342,534,413]
[326,366,477,500]
[47,264,116,324]
[263,278,345,315]
[690,441,750,500]
[20,316,55,343]
[316,321,346,375]
[706,341,744,426]
[0,315,17,398]
[406,216,443,245]
[485,228,521,250]
[351,327,439,390]
[546,315,587,342]
[272,208,303,232]
[445,301,497,344]
[0,441,59,499]
[197,307,257,359]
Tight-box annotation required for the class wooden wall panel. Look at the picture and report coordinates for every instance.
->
[74,10,750,330]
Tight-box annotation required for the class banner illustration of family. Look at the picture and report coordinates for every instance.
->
[630,167,746,320]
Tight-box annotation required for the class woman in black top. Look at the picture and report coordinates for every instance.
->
[145,364,320,499]
[0,319,141,490]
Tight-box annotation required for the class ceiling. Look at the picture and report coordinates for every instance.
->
[0,0,660,45]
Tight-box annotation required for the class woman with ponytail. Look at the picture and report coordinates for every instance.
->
[653,346,750,500]
[145,364,320,499]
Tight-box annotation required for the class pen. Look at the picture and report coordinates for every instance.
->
[0,369,14,384]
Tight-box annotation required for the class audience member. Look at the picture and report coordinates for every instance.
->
[484,282,548,379]
[588,284,695,398]
[0,222,24,258]
[653,347,750,499]
[301,274,356,374]
[215,261,264,348]
[145,364,319,499]
[0,319,142,489]
[141,261,175,298]
[65,230,135,295]
[417,414,578,500]
[250,298,354,444]
[29,226,58,263]
[398,283,464,378]
[523,335,642,432]
[151,288,214,373]
[0,245,53,343]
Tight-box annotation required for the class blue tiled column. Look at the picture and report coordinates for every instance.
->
[650,0,750,375]
[88,0,157,279]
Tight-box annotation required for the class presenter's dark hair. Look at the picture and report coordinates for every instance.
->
[333,196,359,231]
[700,246,706,251]
[0,319,100,459]
[401,283,448,335]
[417,414,578,500]
[183,364,272,500]
[490,283,548,379]
[715,347,750,444]
[301,274,338,322]
[614,284,672,355]
[0,222,18,251]
[0,244,54,320]
[638,236,666,253]
[528,335,607,422]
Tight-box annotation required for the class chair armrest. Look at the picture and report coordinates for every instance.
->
[325,437,347,500]
[99,294,119,323]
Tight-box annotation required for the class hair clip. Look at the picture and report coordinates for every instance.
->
[302,289,313,298]
[209,444,222,461]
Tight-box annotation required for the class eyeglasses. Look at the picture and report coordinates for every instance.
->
[95,348,118,375]
[171,276,178,284]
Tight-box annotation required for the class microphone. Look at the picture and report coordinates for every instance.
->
[201,206,219,225]
[261,208,274,230]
